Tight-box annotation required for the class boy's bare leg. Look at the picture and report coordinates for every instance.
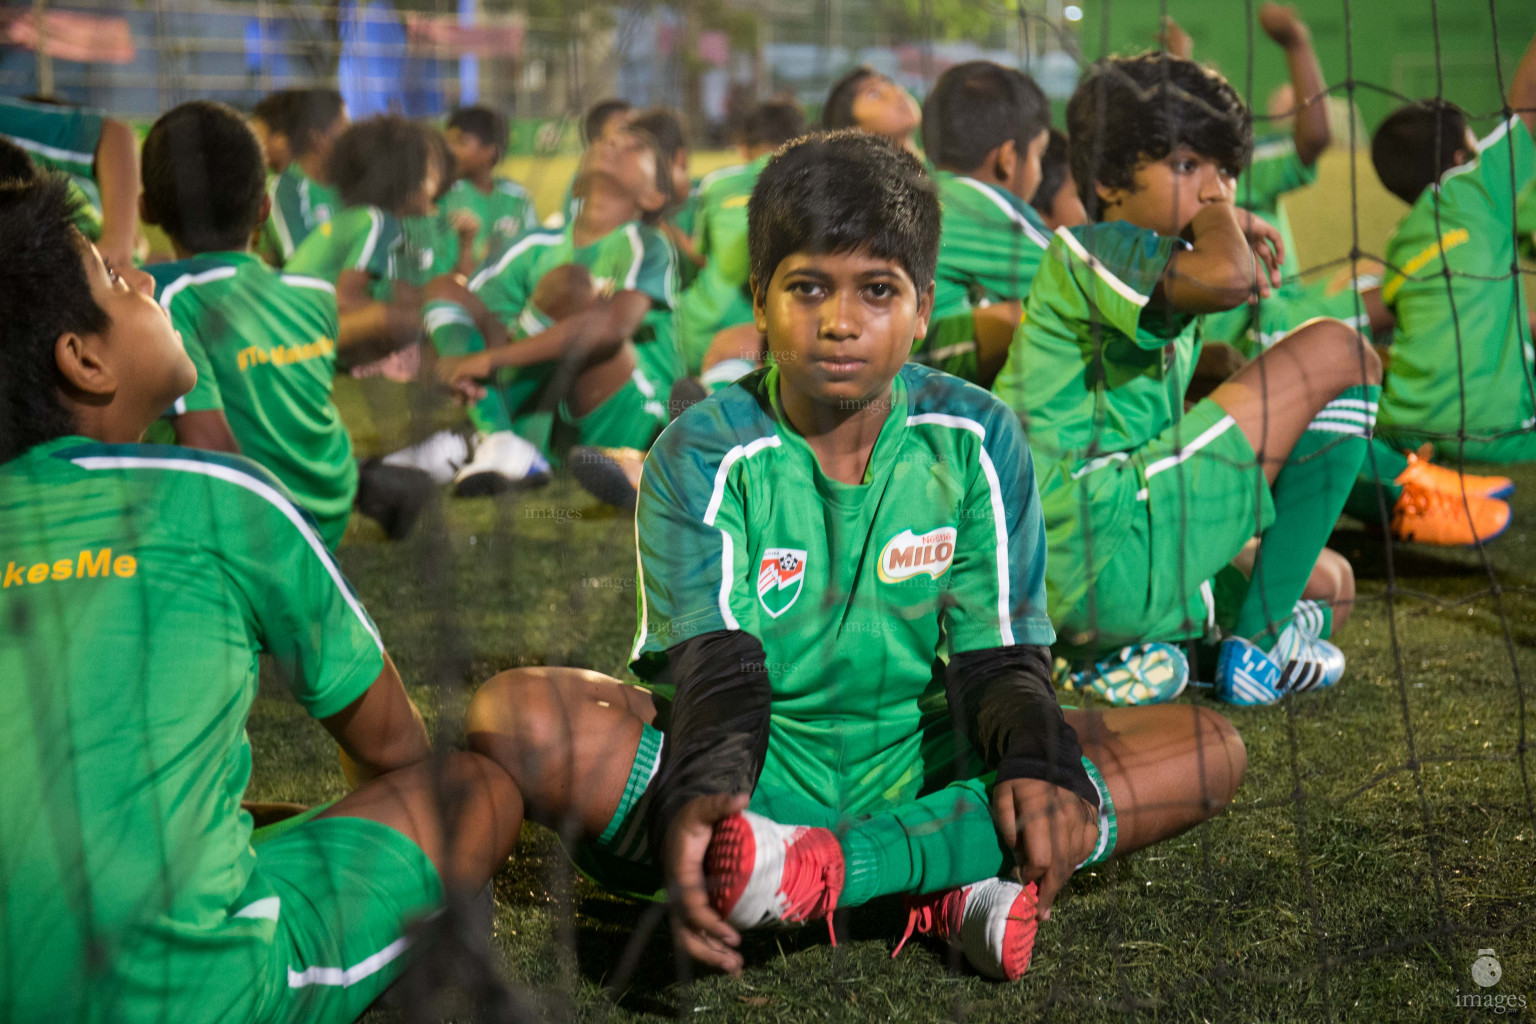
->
[466,667,656,839]
[1209,318,1383,485]
[1066,704,1246,856]
[319,752,525,890]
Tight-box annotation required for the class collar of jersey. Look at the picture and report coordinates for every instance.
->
[765,365,908,507]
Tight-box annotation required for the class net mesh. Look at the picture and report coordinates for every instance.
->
[2,1,1534,1022]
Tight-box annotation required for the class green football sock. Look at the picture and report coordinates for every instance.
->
[1343,438,1409,524]
[838,781,1006,908]
[1233,385,1378,650]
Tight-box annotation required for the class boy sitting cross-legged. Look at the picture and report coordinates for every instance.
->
[464,131,1247,982]
[0,173,524,1024]
[430,124,682,505]
[1000,53,1382,705]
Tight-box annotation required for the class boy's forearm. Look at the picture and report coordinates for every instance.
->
[478,290,651,372]
[647,630,773,855]
[94,118,140,264]
[945,644,1099,808]
[1164,204,1254,312]
[1513,31,1536,139]
[1282,28,1331,164]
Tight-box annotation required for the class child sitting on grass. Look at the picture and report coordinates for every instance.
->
[141,101,433,546]
[256,88,347,267]
[429,124,681,505]
[441,104,537,267]
[463,131,1248,984]
[1002,52,1382,706]
[1368,30,1536,468]
[0,171,524,1024]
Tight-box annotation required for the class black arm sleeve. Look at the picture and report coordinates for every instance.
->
[647,629,773,855]
[945,644,1100,809]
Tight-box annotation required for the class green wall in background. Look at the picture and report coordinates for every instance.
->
[1077,0,1536,133]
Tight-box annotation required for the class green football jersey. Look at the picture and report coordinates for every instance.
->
[629,363,1055,813]
[398,210,462,289]
[430,220,681,418]
[997,221,1197,595]
[931,171,1052,322]
[1517,176,1536,260]
[260,164,342,266]
[0,95,100,179]
[440,177,537,266]
[284,203,405,286]
[149,252,356,549]
[676,159,761,370]
[0,439,383,1024]
[1378,116,1536,442]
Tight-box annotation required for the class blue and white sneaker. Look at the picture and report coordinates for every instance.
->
[1059,643,1190,706]
[1215,621,1346,705]
[453,430,553,497]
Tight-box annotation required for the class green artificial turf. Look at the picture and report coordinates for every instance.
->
[244,460,1536,1023]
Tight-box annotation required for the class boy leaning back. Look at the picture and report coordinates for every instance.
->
[464,132,1247,982]
[0,173,524,1024]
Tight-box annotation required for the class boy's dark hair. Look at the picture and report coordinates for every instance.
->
[328,115,438,212]
[0,175,105,461]
[447,104,509,161]
[427,127,455,202]
[921,61,1050,173]
[251,88,297,131]
[582,98,631,145]
[1372,100,1470,206]
[141,100,267,253]
[1031,128,1072,216]
[1067,53,1252,219]
[748,130,940,296]
[624,126,678,225]
[0,137,36,183]
[285,88,346,158]
[741,101,805,149]
[822,66,877,130]
[629,108,689,166]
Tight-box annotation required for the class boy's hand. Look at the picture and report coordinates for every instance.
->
[434,351,495,400]
[1236,210,1286,294]
[1259,2,1310,50]
[448,209,481,239]
[663,793,749,976]
[990,777,1099,921]
[1158,16,1193,60]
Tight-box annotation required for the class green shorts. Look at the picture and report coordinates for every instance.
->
[568,705,1118,901]
[1057,397,1275,653]
[908,312,980,383]
[554,366,669,453]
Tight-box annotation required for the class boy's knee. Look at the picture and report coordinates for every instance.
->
[466,667,566,758]
[1285,318,1383,388]
[1192,706,1247,812]
[530,263,597,322]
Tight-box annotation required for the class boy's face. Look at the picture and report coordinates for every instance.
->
[852,75,921,142]
[403,156,443,218]
[309,107,350,165]
[73,237,195,428]
[251,117,289,174]
[584,129,666,216]
[1042,176,1089,231]
[1010,128,1051,204]
[754,249,932,410]
[446,126,495,177]
[1100,145,1235,236]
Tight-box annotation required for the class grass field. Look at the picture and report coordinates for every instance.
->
[240,147,1536,1021]
[245,458,1536,1022]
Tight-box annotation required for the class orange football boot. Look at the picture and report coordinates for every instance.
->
[1390,481,1512,547]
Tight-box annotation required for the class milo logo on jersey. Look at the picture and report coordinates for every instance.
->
[877,526,957,584]
[757,548,807,618]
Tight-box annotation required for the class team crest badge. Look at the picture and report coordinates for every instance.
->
[757,548,807,618]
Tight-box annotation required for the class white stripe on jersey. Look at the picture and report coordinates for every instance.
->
[280,274,336,295]
[905,413,1014,647]
[950,176,1052,250]
[1054,226,1151,308]
[353,207,384,272]
[68,454,383,651]
[268,175,295,257]
[469,231,563,292]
